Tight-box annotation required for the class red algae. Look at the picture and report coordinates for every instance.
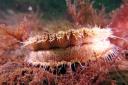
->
[110,4,128,49]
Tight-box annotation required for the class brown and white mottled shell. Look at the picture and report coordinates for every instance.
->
[24,27,119,69]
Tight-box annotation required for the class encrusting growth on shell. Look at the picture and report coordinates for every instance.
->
[23,27,112,50]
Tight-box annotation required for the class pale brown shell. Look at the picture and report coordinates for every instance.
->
[24,27,117,68]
